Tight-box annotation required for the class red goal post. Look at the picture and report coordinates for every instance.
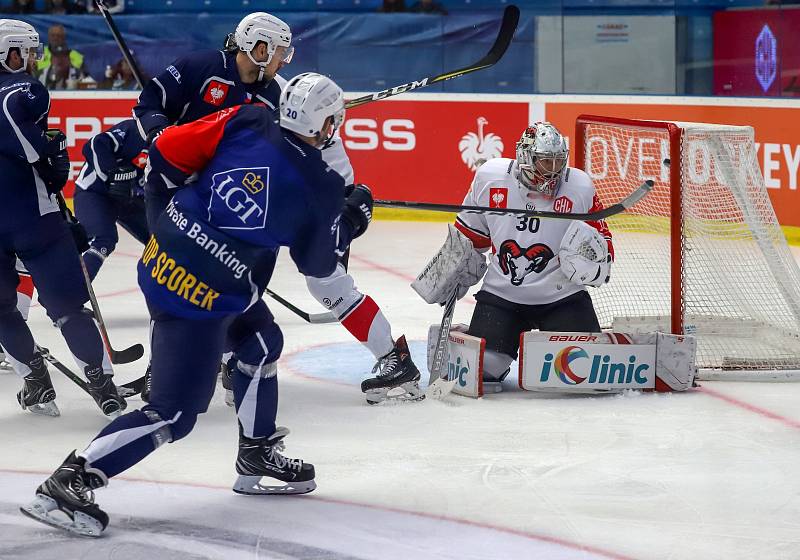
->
[575,114,800,379]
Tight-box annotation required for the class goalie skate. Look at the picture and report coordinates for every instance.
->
[361,335,424,405]
[20,451,108,538]
[233,427,316,496]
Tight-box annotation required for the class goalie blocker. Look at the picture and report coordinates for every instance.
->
[427,329,696,397]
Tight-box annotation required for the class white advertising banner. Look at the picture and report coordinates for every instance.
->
[563,16,676,94]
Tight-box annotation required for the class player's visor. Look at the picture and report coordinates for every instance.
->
[276,45,294,64]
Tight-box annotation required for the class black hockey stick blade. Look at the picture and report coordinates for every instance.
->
[345,5,520,109]
[425,289,459,399]
[110,344,145,365]
[118,375,146,397]
[265,289,338,324]
[376,180,654,222]
[94,0,146,88]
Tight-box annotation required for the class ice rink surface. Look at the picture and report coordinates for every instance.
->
[2,221,800,560]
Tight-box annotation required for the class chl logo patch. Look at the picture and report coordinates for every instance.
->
[203,80,230,106]
[489,187,508,209]
[553,196,573,214]
[208,167,270,231]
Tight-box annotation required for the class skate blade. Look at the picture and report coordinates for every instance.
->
[365,381,425,405]
[23,401,60,417]
[232,475,316,496]
[425,377,458,400]
[20,494,104,538]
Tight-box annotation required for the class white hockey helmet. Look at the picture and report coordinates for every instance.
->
[234,12,293,79]
[280,72,345,146]
[0,19,42,74]
[516,122,569,197]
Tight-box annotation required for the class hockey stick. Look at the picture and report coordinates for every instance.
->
[265,289,338,324]
[345,5,520,109]
[57,195,145,365]
[426,289,459,400]
[376,180,654,221]
[93,0,146,89]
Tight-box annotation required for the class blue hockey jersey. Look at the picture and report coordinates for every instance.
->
[139,104,353,319]
[0,72,60,232]
[132,49,282,141]
[75,119,148,194]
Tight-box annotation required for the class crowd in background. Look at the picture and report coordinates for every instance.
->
[1,0,123,14]
[379,0,448,13]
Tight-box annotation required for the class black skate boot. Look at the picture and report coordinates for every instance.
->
[85,366,126,418]
[140,364,152,403]
[20,451,108,537]
[233,426,316,495]
[17,353,59,417]
[360,335,424,405]
[220,360,234,408]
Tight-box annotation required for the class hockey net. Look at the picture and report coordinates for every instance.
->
[576,115,800,379]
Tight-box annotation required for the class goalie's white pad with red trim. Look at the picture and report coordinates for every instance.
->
[519,331,696,393]
[426,323,486,398]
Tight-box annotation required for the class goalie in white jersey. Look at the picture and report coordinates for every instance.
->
[415,123,614,386]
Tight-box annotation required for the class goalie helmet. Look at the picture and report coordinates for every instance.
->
[233,12,293,80]
[280,72,345,147]
[0,19,42,74]
[515,122,569,197]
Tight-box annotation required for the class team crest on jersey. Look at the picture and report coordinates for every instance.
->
[208,167,270,231]
[489,187,508,208]
[553,196,573,214]
[497,240,554,286]
[203,80,230,106]
[131,150,149,169]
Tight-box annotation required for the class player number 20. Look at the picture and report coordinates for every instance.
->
[286,109,297,119]
[516,217,539,233]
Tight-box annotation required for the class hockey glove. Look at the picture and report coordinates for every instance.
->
[341,184,373,239]
[107,165,139,204]
[146,126,166,146]
[559,221,611,287]
[35,129,70,195]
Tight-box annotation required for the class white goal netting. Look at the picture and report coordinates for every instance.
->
[578,117,800,377]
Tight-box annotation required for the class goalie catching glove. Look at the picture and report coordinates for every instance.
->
[412,224,487,305]
[559,221,611,287]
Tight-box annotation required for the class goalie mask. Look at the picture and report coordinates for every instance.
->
[515,122,569,198]
[0,19,42,74]
[233,12,293,81]
[280,72,345,148]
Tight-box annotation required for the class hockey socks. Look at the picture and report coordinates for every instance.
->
[231,361,278,439]
[340,296,394,359]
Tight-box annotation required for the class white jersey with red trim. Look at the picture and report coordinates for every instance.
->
[454,158,613,305]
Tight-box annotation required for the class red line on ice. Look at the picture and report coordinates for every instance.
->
[698,385,800,430]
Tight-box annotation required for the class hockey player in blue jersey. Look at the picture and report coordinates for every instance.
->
[21,73,373,537]
[73,119,150,280]
[137,12,422,405]
[0,19,125,418]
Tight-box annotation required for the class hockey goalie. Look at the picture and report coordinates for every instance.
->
[413,122,696,396]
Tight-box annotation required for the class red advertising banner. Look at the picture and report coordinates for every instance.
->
[713,8,800,97]
[341,99,529,204]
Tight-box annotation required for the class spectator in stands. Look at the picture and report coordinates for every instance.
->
[409,0,447,14]
[37,24,88,90]
[3,0,39,14]
[378,0,406,12]
[100,56,142,90]
[46,0,87,14]
[86,0,124,13]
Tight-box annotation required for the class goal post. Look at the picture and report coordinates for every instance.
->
[575,114,800,379]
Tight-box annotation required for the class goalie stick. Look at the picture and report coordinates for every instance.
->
[376,180,654,221]
[345,5,520,109]
[426,289,459,400]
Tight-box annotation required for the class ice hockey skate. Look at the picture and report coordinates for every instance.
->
[0,345,12,371]
[139,364,152,402]
[220,360,234,408]
[17,353,59,417]
[233,426,316,495]
[360,335,424,405]
[20,451,108,537]
[84,366,126,418]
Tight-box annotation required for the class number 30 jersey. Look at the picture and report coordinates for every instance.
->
[454,158,613,305]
